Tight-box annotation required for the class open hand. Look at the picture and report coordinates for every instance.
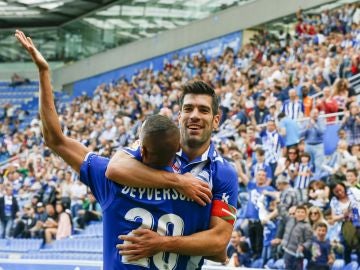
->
[176,172,212,206]
[15,30,49,71]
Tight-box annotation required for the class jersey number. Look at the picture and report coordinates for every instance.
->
[122,207,184,269]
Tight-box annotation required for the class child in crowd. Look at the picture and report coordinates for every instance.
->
[294,153,313,202]
[231,241,252,268]
[307,222,334,270]
[272,205,313,270]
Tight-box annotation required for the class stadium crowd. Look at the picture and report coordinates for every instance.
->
[0,2,359,269]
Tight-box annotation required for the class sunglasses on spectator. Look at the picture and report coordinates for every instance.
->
[288,152,297,154]
[310,212,319,215]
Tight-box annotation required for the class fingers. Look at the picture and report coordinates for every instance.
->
[27,37,35,46]
[193,196,206,207]
[123,255,146,261]
[118,235,139,242]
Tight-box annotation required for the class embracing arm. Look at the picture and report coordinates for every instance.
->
[118,216,232,263]
[105,151,211,206]
[15,30,89,173]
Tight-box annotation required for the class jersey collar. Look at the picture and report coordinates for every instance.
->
[176,142,217,165]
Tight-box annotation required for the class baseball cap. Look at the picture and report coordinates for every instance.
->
[36,202,44,208]
[276,175,289,185]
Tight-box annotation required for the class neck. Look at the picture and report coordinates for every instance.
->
[182,141,210,162]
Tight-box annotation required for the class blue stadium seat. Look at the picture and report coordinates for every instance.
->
[251,258,263,268]
[332,259,345,270]
[274,258,285,269]
[344,262,359,270]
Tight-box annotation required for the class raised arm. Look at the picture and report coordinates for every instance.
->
[15,30,89,173]
[106,151,212,206]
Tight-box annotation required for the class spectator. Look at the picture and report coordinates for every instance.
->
[76,192,101,229]
[278,112,301,148]
[308,206,327,229]
[0,184,19,238]
[329,182,360,264]
[252,96,269,125]
[282,89,304,120]
[341,101,360,146]
[243,169,276,259]
[275,146,300,184]
[226,230,245,259]
[259,120,286,184]
[308,181,330,209]
[250,148,272,184]
[45,201,72,243]
[294,152,314,203]
[272,205,313,270]
[307,222,335,270]
[302,109,326,176]
[316,87,338,123]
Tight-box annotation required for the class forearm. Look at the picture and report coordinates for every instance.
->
[106,151,180,189]
[39,69,65,147]
[158,217,231,257]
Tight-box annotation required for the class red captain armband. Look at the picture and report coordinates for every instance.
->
[211,200,237,226]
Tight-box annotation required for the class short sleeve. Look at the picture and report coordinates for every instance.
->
[212,160,239,208]
[79,153,115,209]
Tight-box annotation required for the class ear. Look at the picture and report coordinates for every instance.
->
[140,146,147,161]
[212,114,220,130]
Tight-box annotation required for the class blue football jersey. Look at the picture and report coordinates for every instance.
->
[80,152,212,270]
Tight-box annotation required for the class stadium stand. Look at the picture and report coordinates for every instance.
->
[0,1,359,270]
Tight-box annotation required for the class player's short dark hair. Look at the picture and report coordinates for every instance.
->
[142,115,178,136]
[141,115,180,166]
[179,80,219,115]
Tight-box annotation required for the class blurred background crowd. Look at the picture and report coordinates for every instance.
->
[0,2,359,269]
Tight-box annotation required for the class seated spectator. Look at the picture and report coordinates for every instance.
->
[9,73,30,87]
[76,192,101,229]
[12,204,36,238]
[229,241,252,268]
[45,201,72,243]
[226,230,245,259]
[308,181,330,209]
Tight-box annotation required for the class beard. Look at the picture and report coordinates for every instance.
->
[181,127,212,149]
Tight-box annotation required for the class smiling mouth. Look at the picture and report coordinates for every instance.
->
[187,125,202,131]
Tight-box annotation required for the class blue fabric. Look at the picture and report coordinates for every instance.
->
[279,117,301,146]
[80,153,211,270]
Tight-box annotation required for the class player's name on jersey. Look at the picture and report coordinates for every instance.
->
[120,186,193,202]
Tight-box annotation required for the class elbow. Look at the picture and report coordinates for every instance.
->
[212,235,230,256]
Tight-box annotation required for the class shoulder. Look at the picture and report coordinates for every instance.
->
[213,156,237,175]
